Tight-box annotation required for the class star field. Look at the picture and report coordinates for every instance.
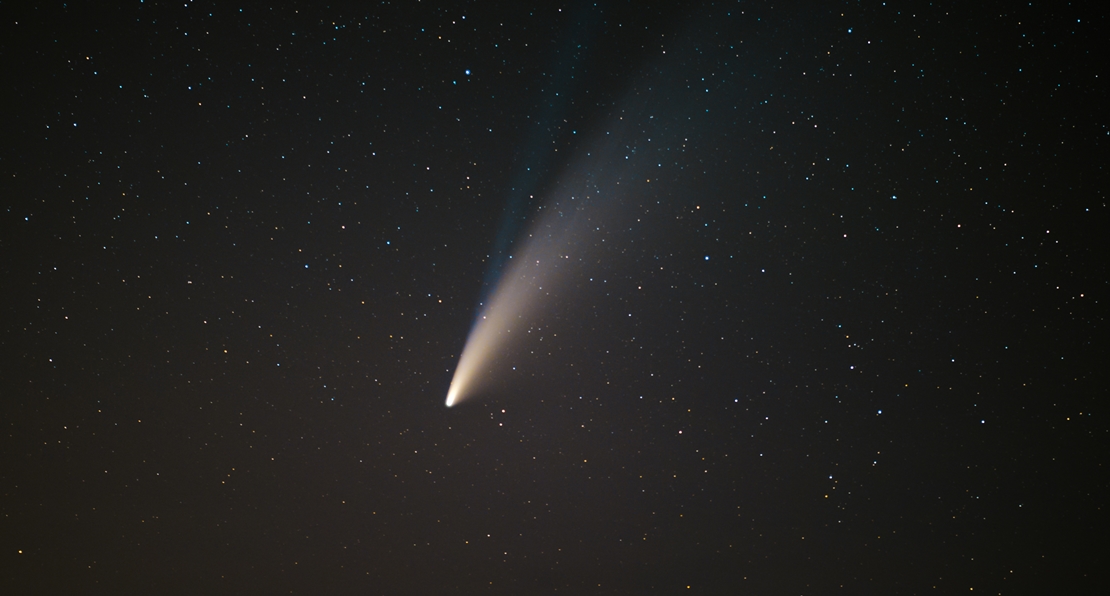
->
[2,1,1106,593]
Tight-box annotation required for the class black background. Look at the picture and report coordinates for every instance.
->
[2,1,1106,593]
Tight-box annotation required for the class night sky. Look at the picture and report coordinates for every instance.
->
[2,1,1107,593]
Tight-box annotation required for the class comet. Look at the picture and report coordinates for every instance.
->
[445,191,587,407]
[444,49,681,406]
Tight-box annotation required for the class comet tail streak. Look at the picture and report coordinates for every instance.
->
[444,75,661,407]
[445,193,586,406]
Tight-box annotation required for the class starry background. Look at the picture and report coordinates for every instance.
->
[2,1,1107,593]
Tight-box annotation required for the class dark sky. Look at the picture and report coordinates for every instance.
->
[2,1,1106,593]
